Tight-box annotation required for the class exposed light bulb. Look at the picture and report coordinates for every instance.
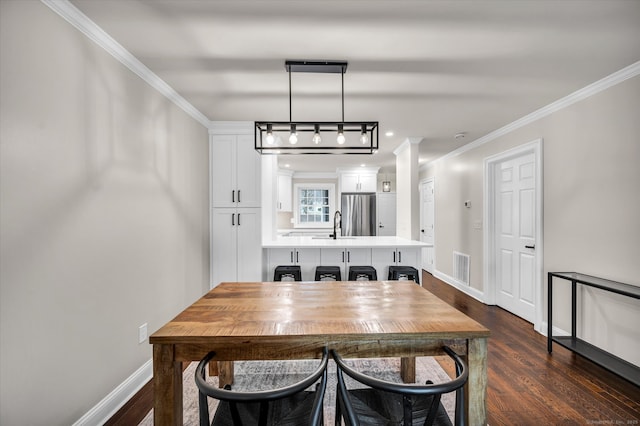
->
[312,125,321,144]
[289,124,297,144]
[265,123,274,145]
[337,124,345,145]
[360,125,368,144]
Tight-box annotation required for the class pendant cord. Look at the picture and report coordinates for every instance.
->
[289,67,292,122]
[341,68,345,123]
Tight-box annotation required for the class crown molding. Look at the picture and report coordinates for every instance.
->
[335,167,381,174]
[393,137,423,156]
[41,0,211,129]
[208,121,254,135]
[293,172,338,179]
[422,60,640,169]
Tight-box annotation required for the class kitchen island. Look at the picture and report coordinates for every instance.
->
[263,236,431,282]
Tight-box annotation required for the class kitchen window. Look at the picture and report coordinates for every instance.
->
[293,183,336,228]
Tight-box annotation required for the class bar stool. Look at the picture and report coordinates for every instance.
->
[315,266,342,281]
[388,266,420,284]
[274,265,302,282]
[348,266,377,281]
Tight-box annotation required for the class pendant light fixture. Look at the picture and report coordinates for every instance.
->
[255,60,378,154]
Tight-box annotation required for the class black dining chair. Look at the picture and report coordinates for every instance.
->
[332,346,468,426]
[195,348,329,426]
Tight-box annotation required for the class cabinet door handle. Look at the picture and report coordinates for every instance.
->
[398,251,402,263]
[290,251,293,263]
[342,252,345,262]
[525,245,535,250]
[296,251,299,263]
[393,251,396,263]
[237,213,241,226]
[347,251,350,262]
[238,190,241,203]
[232,213,235,226]
[232,190,235,203]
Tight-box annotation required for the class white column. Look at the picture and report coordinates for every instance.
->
[394,138,422,240]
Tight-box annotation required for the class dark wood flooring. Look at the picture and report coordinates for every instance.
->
[422,272,640,425]
[108,273,640,425]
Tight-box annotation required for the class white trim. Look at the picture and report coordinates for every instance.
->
[422,60,640,170]
[41,0,211,129]
[433,269,486,303]
[539,322,570,338]
[336,167,380,174]
[72,359,152,426]
[294,172,339,179]
[483,139,544,331]
[209,121,254,135]
[393,138,422,156]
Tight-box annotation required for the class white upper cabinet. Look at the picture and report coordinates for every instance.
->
[339,168,379,193]
[211,134,261,208]
[276,170,293,212]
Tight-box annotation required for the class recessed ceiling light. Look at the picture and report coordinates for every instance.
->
[284,164,290,168]
[360,163,366,167]
[454,132,467,139]
[385,131,394,137]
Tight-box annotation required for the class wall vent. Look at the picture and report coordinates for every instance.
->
[453,251,470,285]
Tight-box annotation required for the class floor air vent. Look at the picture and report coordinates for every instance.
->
[453,251,470,285]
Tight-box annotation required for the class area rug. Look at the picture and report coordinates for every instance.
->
[139,357,455,425]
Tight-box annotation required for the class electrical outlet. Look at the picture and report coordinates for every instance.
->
[138,323,148,343]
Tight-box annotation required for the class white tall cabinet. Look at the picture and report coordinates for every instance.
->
[210,122,261,288]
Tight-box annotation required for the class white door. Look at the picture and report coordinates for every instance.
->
[210,136,236,208]
[495,153,536,322]
[211,208,238,287]
[236,208,262,282]
[376,193,396,236]
[420,180,435,273]
[235,135,261,208]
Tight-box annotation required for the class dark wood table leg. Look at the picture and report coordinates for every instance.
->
[218,360,235,388]
[153,344,182,426]
[400,357,416,382]
[467,337,488,426]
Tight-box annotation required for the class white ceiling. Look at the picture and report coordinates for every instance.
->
[70,0,640,174]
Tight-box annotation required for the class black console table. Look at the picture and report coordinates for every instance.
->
[547,272,640,387]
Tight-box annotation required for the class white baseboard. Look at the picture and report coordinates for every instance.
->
[538,322,570,338]
[432,269,486,303]
[73,359,152,426]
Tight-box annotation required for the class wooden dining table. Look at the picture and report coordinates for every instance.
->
[150,281,490,425]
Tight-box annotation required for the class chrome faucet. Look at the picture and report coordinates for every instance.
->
[332,210,342,239]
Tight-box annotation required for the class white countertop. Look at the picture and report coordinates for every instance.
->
[263,236,432,248]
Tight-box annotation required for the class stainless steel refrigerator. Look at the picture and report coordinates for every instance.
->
[341,193,377,236]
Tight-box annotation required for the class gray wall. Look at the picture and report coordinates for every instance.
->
[421,74,640,365]
[0,2,210,424]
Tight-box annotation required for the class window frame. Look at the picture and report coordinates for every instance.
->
[292,183,336,228]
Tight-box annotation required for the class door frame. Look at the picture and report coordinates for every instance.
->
[484,138,544,332]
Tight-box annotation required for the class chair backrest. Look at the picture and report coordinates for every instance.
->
[332,346,468,426]
[195,348,329,426]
